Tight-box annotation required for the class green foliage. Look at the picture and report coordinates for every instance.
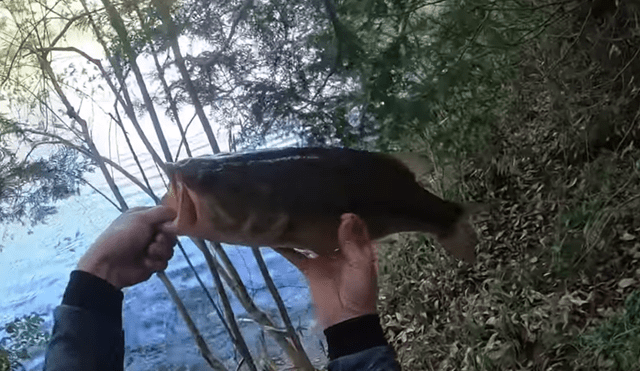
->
[0,313,51,370]
[171,0,536,151]
[0,116,95,225]
[0,350,8,371]
[580,291,640,370]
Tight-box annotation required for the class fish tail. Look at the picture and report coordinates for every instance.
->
[436,203,484,264]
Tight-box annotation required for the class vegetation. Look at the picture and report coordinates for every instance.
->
[375,1,640,370]
[0,117,94,225]
[1,0,639,369]
[0,313,51,370]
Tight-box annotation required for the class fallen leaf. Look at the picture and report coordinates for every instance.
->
[559,292,588,306]
[620,232,636,241]
[618,278,635,288]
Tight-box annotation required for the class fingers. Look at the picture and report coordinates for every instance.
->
[147,232,176,261]
[144,232,176,273]
[128,206,150,213]
[159,220,179,235]
[144,257,169,272]
[140,205,177,226]
[338,214,371,251]
[372,242,379,274]
[338,214,375,261]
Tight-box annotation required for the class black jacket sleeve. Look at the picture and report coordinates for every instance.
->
[325,314,401,370]
[43,270,125,371]
[43,271,400,371]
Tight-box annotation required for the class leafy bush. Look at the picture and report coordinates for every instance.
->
[0,313,51,370]
[579,291,640,370]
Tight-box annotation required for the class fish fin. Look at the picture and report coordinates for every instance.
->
[387,152,434,181]
[436,203,482,263]
[169,181,197,232]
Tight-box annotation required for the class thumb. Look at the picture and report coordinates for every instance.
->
[142,205,177,226]
[338,214,371,257]
[372,242,379,274]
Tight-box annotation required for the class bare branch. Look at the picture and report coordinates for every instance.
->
[224,0,254,48]
[193,239,258,371]
[251,247,314,370]
[156,271,228,371]
[76,176,123,212]
[19,128,158,203]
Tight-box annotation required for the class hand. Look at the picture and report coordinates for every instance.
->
[77,206,178,289]
[276,213,379,329]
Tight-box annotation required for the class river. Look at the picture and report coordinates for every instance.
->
[0,134,329,370]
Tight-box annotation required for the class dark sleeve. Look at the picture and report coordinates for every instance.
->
[44,270,125,371]
[324,314,401,371]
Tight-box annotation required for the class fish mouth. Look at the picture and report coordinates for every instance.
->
[162,170,198,233]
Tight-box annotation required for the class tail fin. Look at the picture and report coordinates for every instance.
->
[436,203,484,264]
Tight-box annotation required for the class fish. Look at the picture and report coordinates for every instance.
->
[161,147,479,263]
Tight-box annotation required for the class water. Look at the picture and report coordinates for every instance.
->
[0,134,328,370]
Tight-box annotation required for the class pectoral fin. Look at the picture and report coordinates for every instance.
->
[437,220,477,263]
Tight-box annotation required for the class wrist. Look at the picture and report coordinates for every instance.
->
[323,314,388,360]
[77,256,119,289]
[322,308,377,330]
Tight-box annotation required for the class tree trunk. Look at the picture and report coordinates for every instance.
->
[133,4,193,159]
[151,0,221,153]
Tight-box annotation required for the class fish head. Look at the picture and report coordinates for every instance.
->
[162,156,273,239]
[162,156,227,235]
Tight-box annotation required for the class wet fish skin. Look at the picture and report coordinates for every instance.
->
[162,147,478,263]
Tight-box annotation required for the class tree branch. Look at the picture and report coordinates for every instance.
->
[20,128,157,203]
[156,271,228,371]
[251,247,313,370]
[193,239,257,371]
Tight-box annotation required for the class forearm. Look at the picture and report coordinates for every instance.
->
[44,270,125,371]
[325,314,401,370]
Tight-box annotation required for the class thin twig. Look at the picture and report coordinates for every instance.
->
[157,271,228,371]
[193,239,258,371]
[176,239,233,338]
[544,8,591,77]
[455,12,491,64]
[251,247,314,370]
[111,106,155,200]
[75,176,122,212]
[208,242,308,366]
